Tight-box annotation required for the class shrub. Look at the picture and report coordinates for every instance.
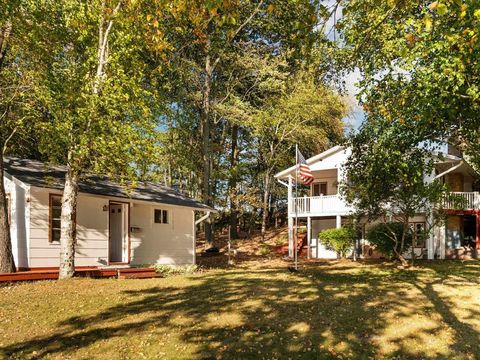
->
[318,227,356,258]
[366,222,412,259]
[275,234,288,246]
[259,244,271,255]
[154,264,199,276]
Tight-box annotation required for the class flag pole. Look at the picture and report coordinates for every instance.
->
[295,144,299,271]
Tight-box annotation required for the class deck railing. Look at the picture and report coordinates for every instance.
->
[443,192,480,210]
[291,195,350,215]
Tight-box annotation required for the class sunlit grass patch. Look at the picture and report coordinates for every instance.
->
[0,260,479,359]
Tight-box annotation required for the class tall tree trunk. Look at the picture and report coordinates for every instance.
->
[201,39,214,247]
[0,22,16,272]
[0,21,12,71]
[228,124,239,239]
[58,164,80,279]
[0,159,15,272]
[261,170,271,240]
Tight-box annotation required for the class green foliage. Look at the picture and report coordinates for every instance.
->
[339,0,480,169]
[259,244,271,256]
[342,119,446,263]
[367,223,412,260]
[318,227,355,258]
[275,234,288,246]
[154,264,199,276]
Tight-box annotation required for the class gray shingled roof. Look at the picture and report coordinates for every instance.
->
[4,158,213,211]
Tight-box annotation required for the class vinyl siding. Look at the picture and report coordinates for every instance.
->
[27,187,195,267]
[130,204,195,265]
[4,176,29,268]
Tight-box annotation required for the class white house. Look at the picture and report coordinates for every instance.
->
[3,158,213,270]
[275,145,480,260]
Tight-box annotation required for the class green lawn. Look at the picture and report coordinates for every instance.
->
[1,261,480,359]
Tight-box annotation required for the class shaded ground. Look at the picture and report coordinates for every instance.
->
[1,260,480,359]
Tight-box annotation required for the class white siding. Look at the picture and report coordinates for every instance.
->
[311,218,338,259]
[4,176,29,268]
[28,188,109,267]
[27,187,195,267]
[130,204,195,265]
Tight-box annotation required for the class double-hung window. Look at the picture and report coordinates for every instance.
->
[49,195,62,242]
[312,183,327,196]
[154,209,169,224]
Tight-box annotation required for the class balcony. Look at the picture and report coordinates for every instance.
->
[443,192,480,210]
[290,195,351,216]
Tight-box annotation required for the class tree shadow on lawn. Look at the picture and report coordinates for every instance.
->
[2,262,480,359]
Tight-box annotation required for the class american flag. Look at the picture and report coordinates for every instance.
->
[297,149,314,185]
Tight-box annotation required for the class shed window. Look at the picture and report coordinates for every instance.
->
[49,195,62,242]
[154,209,168,224]
[5,193,11,225]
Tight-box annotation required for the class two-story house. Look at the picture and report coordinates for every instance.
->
[274,145,480,260]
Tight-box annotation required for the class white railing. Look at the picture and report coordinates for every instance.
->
[443,192,480,210]
[291,195,351,215]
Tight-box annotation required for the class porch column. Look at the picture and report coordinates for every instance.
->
[427,213,434,260]
[439,221,446,260]
[336,215,341,229]
[476,211,480,251]
[287,176,294,258]
[307,216,311,259]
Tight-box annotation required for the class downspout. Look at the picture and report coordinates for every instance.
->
[195,211,211,225]
[193,211,211,264]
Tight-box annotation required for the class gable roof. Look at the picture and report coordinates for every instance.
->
[3,158,213,211]
[274,145,345,179]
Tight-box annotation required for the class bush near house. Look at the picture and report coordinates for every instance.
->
[154,264,199,276]
[366,222,412,260]
[318,227,356,258]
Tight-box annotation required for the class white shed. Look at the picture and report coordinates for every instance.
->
[3,158,212,270]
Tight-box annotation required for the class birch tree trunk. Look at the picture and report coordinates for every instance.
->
[201,39,214,247]
[58,2,119,278]
[58,164,79,279]
[0,159,15,272]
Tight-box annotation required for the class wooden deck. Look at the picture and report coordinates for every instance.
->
[0,266,161,282]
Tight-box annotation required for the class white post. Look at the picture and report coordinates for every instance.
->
[287,176,294,258]
[294,144,299,270]
[336,215,341,229]
[307,216,311,259]
[439,221,446,259]
[427,213,434,260]
[192,210,196,265]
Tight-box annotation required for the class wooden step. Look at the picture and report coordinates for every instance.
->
[118,272,162,279]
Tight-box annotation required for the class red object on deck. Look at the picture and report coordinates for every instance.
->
[0,266,160,282]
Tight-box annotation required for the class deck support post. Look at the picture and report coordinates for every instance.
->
[287,176,294,258]
[439,221,446,259]
[427,213,435,260]
[307,216,311,259]
[476,211,480,252]
[336,215,341,229]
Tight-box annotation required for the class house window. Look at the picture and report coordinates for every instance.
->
[49,194,62,242]
[5,193,11,225]
[409,222,426,247]
[154,209,168,224]
[311,183,327,196]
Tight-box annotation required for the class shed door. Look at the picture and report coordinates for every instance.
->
[109,204,128,263]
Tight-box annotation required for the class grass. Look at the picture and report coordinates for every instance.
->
[1,260,480,359]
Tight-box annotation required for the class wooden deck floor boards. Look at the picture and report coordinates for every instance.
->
[0,267,159,282]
